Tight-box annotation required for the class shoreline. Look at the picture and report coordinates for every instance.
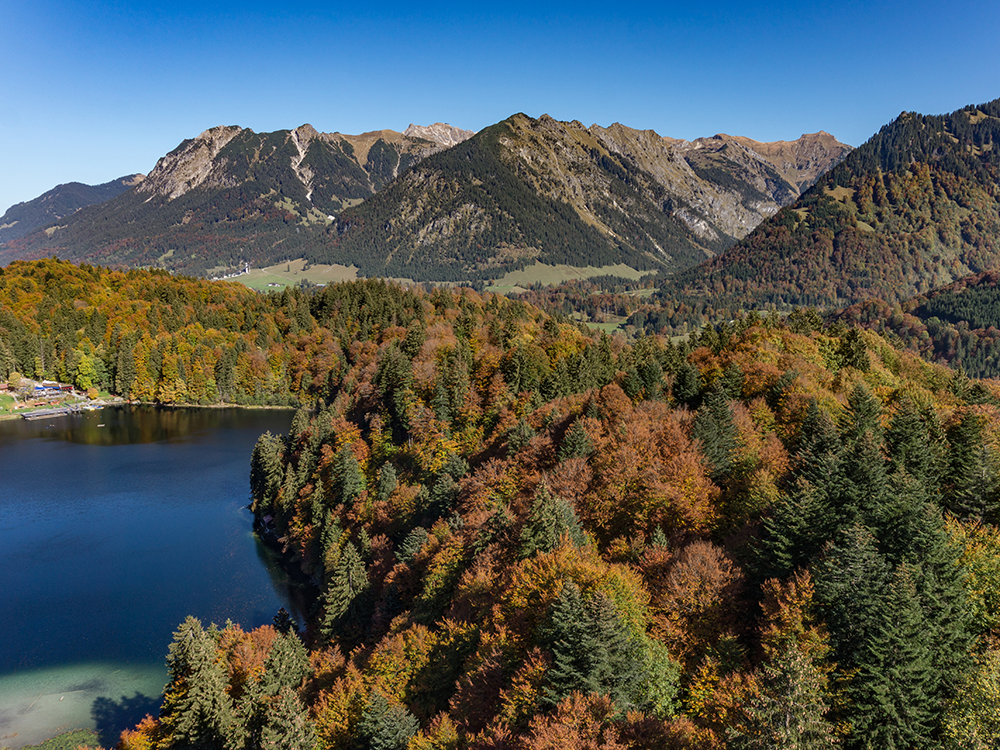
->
[0,399,298,422]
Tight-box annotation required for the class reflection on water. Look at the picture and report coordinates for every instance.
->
[0,405,299,749]
[0,404,287,447]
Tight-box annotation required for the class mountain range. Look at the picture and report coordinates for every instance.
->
[0,117,849,280]
[0,174,143,244]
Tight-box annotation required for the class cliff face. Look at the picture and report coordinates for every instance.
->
[715,130,854,191]
[135,124,450,213]
[403,122,476,147]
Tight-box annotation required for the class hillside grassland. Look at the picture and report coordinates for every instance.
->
[487,261,653,292]
[239,259,359,290]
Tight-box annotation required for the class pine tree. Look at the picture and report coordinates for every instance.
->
[691,381,738,481]
[944,410,995,520]
[852,566,935,750]
[272,608,297,635]
[840,430,888,530]
[558,419,593,462]
[159,617,239,750]
[519,481,583,559]
[377,463,398,502]
[539,581,601,708]
[731,640,835,750]
[358,693,420,750]
[757,479,834,581]
[795,401,843,493]
[841,383,882,448]
[586,592,645,710]
[320,540,369,644]
[334,446,364,506]
[396,526,429,563]
[259,631,310,696]
[671,360,700,406]
[260,686,316,750]
[250,433,284,515]
[815,527,951,750]
[886,399,945,491]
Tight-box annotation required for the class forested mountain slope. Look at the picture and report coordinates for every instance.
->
[0,174,143,243]
[835,268,1000,379]
[661,98,1000,319]
[6,259,990,749]
[321,115,847,281]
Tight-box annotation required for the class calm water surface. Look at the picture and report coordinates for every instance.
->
[0,405,298,748]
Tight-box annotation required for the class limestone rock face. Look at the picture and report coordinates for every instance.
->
[403,122,476,148]
[138,125,244,200]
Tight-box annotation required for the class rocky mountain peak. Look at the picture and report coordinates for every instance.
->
[138,125,244,200]
[292,123,320,143]
[403,122,475,147]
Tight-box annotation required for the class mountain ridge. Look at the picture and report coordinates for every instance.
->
[0,115,849,280]
[0,174,144,244]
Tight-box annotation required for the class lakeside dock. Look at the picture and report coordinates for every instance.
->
[21,404,102,421]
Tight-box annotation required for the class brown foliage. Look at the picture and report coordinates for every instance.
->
[522,692,628,750]
[653,540,746,667]
[587,396,719,541]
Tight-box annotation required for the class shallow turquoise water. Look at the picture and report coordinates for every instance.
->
[0,406,298,748]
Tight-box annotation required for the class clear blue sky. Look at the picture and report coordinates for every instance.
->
[2,0,999,213]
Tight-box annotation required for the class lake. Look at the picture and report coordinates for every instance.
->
[0,405,299,749]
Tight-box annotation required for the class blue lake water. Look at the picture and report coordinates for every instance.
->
[0,405,298,748]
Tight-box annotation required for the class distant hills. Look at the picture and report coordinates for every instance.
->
[659,98,1000,320]
[0,116,848,281]
[835,268,1000,379]
[0,174,143,244]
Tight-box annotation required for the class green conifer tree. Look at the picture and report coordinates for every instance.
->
[944,411,995,520]
[886,399,945,492]
[586,592,645,710]
[358,693,420,750]
[334,446,364,506]
[558,419,593,462]
[730,640,835,750]
[671,360,700,406]
[519,481,583,558]
[159,617,239,750]
[539,581,601,708]
[692,382,738,480]
[320,540,369,644]
[260,686,317,750]
[377,463,398,502]
[259,631,310,696]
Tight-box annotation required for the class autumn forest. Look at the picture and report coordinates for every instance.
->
[3,258,1000,749]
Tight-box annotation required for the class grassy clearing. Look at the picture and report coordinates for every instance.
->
[588,321,625,334]
[0,392,15,415]
[825,185,854,202]
[487,262,652,291]
[239,259,359,291]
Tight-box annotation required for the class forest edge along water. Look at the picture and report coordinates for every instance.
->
[0,405,299,749]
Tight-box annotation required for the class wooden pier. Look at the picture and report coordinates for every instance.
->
[21,404,86,420]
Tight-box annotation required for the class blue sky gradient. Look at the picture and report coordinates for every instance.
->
[3,0,999,213]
